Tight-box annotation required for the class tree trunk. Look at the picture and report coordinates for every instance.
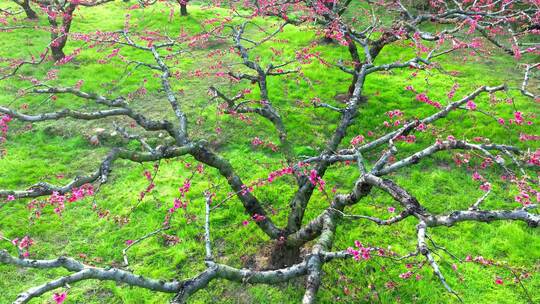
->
[180,4,188,16]
[48,3,76,62]
[268,242,301,269]
[15,0,38,20]
[22,2,38,20]
[51,45,66,62]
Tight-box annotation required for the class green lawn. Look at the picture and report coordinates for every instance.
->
[0,2,538,303]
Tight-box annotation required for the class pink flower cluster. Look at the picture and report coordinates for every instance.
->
[12,236,33,258]
[405,85,416,92]
[415,93,442,108]
[395,134,416,143]
[452,152,471,166]
[381,109,406,129]
[386,109,404,120]
[508,111,531,125]
[466,100,477,110]
[251,213,266,222]
[239,163,307,196]
[0,115,12,144]
[295,45,328,66]
[309,169,326,191]
[415,123,427,131]
[471,171,491,192]
[512,177,539,206]
[464,253,531,285]
[347,240,373,261]
[168,179,191,214]
[52,292,67,304]
[509,110,522,122]
[398,271,413,279]
[323,20,349,46]
[164,174,196,227]
[527,149,540,167]
[251,137,279,152]
[447,83,459,99]
[519,133,540,141]
[350,135,365,146]
[383,120,402,128]
[465,254,494,265]
[46,184,95,216]
[267,166,294,183]
[139,169,156,200]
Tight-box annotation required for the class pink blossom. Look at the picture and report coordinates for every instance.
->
[350,135,365,146]
[466,100,477,110]
[512,45,521,60]
[519,133,540,141]
[514,112,524,125]
[251,137,263,146]
[495,278,504,285]
[447,83,459,99]
[415,93,442,108]
[251,213,266,222]
[472,172,483,181]
[6,195,15,201]
[308,169,325,191]
[416,93,429,103]
[387,206,395,213]
[242,220,249,226]
[125,240,134,246]
[348,240,373,261]
[143,170,152,181]
[479,182,491,192]
[399,271,413,279]
[405,85,415,92]
[53,292,67,304]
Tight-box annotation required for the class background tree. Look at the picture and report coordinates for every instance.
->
[35,0,114,61]
[10,0,38,20]
[178,0,187,16]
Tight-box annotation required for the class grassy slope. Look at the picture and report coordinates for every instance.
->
[0,2,539,303]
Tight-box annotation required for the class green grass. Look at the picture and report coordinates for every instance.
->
[0,2,539,303]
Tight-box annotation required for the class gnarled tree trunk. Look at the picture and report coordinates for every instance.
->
[180,4,187,16]
[47,3,76,62]
[13,0,38,20]
[178,1,188,16]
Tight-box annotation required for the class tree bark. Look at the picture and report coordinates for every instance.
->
[13,0,38,20]
[180,4,188,16]
[51,46,66,62]
[21,0,38,20]
[47,4,76,62]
